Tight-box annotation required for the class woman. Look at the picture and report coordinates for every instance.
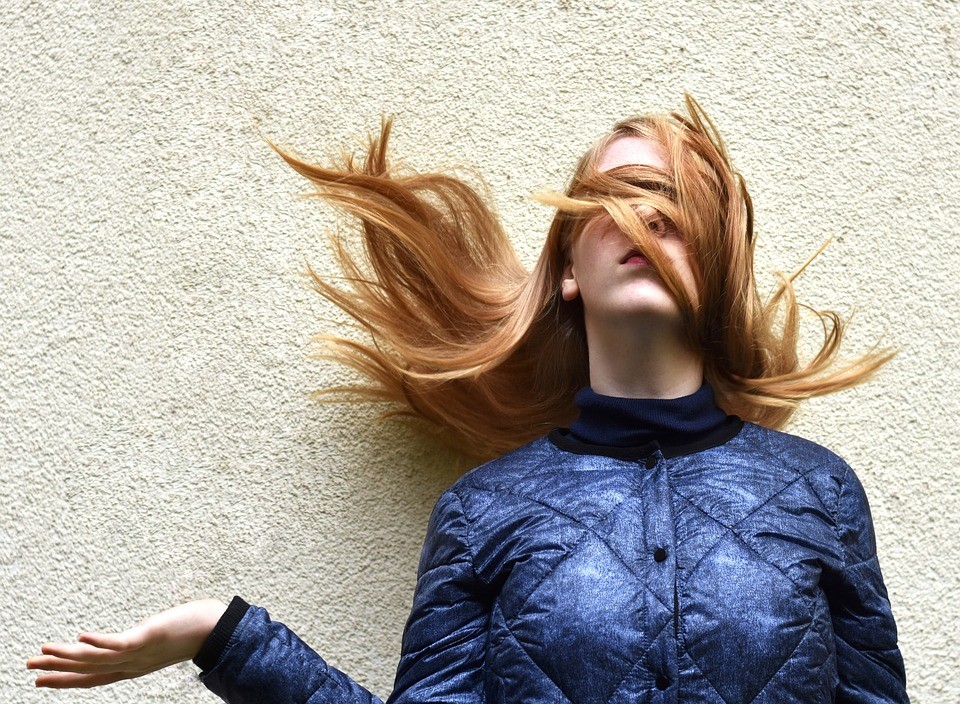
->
[28,95,909,702]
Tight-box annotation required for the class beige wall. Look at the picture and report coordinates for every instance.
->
[3,1,957,701]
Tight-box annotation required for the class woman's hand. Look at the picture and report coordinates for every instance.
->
[27,598,228,688]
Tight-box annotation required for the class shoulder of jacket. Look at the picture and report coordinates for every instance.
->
[448,435,560,496]
[737,421,848,468]
[737,421,853,506]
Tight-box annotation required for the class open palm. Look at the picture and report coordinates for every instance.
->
[27,599,227,688]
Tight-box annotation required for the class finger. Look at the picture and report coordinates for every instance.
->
[78,630,142,651]
[33,641,72,654]
[39,642,132,664]
[26,655,128,675]
[34,671,130,689]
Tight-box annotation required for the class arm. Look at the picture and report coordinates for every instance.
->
[195,598,383,704]
[826,461,909,704]
[197,487,491,703]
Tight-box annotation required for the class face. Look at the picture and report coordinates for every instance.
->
[560,136,697,326]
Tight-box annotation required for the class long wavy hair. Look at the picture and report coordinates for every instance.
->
[270,94,896,462]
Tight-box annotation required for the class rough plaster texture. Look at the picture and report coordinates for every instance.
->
[2,0,957,701]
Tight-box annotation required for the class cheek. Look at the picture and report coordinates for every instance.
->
[570,238,605,280]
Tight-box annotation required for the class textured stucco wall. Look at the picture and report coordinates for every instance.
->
[2,0,958,701]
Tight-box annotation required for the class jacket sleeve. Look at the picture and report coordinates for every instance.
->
[196,487,490,704]
[826,461,909,704]
[385,487,490,702]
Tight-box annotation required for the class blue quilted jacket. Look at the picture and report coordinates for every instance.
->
[194,388,908,703]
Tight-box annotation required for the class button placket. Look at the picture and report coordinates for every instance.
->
[637,450,678,698]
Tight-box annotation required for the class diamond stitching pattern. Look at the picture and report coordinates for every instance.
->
[681,651,737,704]
[797,471,833,517]
[470,481,676,616]
[673,490,805,593]
[448,428,861,703]
[744,620,815,704]
[602,616,674,704]
[501,617,574,703]
[463,478,630,530]
[468,476,680,701]
[686,534,815,704]
[674,482,823,703]
[671,471,811,584]
[513,522,597,617]
[507,531,659,704]
[469,485,634,614]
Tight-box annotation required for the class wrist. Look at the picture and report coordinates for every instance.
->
[193,596,251,673]
[148,599,230,663]
[197,599,229,637]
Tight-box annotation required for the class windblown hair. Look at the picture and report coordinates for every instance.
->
[269,94,896,462]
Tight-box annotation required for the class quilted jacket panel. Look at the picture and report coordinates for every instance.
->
[199,421,908,703]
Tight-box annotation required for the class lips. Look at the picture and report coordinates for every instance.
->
[621,249,649,266]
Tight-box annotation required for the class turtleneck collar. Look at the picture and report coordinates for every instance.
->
[548,380,744,460]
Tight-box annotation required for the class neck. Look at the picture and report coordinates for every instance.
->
[584,316,703,398]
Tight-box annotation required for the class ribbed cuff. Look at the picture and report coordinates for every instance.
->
[193,595,250,674]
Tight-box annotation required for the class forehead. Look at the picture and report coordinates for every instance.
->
[596,136,669,173]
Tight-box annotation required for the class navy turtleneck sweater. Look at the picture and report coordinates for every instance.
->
[548,380,743,460]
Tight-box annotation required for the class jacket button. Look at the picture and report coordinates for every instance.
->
[655,674,670,690]
[644,454,657,469]
[653,547,668,562]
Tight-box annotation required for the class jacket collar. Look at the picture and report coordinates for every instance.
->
[548,380,745,460]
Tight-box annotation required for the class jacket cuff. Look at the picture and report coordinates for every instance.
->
[193,595,250,673]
